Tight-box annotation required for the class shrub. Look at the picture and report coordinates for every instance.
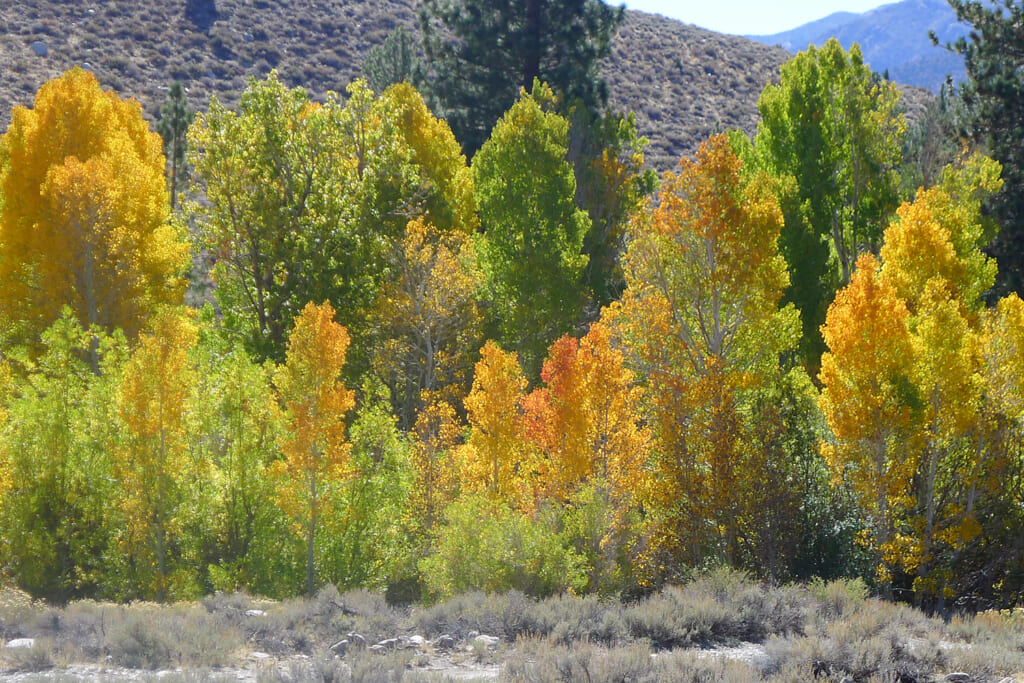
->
[419,495,588,600]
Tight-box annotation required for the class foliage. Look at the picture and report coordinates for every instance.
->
[754,39,905,366]
[361,26,423,95]
[459,341,534,508]
[472,83,591,376]
[0,310,122,602]
[189,74,473,366]
[938,0,1024,295]
[372,218,483,430]
[420,0,623,155]
[157,81,194,210]
[110,307,203,600]
[272,301,355,596]
[317,389,417,593]
[611,133,800,580]
[419,494,588,600]
[0,68,189,350]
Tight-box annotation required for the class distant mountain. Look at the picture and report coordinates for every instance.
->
[0,0,930,171]
[750,0,967,92]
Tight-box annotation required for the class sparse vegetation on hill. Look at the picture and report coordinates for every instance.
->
[0,0,927,170]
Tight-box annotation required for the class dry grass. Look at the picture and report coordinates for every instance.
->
[2,575,1023,681]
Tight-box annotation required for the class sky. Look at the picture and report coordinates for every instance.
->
[621,0,895,36]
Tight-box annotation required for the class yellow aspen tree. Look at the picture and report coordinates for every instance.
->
[373,218,483,429]
[114,307,198,599]
[410,398,462,532]
[381,82,478,235]
[873,154,1000,598]
[819,254,917,589]
[272,301,355,596]
[459,341,536,509]
[0,68,189,349]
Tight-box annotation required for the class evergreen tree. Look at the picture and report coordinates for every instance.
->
[361,26,422,94]
[420,0,624,156]
[157,81,194,210]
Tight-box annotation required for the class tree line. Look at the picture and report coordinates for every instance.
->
[0,0,1022,609]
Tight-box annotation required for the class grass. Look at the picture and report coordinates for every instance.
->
[1,573,1023,681]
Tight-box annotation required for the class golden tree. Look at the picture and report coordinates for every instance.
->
[114,307,199,599]
[272,301,355,596]
[611,133,799,572]
[0,68,188,349]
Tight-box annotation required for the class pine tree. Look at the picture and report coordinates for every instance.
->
[157,81,194,210]
[420,0,623,156]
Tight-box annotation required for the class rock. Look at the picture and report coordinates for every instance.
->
[406,635,426,648]
[945,675,971,683]
[435,634,456,650]
[467,630,479,639]
[6,638,35,649]
[330,640,349,655]
[368,644,387,655]
[376,638,399,651]
[998,678,1016,683]
[31,41,47,57]
[347,632,366,647]
[473,634,500,649]
[244,609,266,617]
[249,652,271,660]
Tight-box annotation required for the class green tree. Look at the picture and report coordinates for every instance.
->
[190,74,473,366]
[0,311,122,602]
[361,26,422,94]
[754,39,905,367]
[157,81,194,210]
[472,83,590,376]
[935,0,1024,295]
[420,0,623,156]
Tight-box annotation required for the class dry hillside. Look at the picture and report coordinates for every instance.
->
[0,0,929,171]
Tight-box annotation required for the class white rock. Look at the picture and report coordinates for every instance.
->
[473,634,500,649]
[244,609,266,617]
[249,652,271,660]
[6,638,35,649]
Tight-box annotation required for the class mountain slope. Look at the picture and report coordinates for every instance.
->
[0,0,927,171]
[750,0,967,92]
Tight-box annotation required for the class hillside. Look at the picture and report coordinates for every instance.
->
[0,0,928,171]
[751,0,967,92]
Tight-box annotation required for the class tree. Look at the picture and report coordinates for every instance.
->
[420,0,623,156]
[373,218,483,430]
[0,310,121,602]
[472,83,591,376]
[754,39,905,366]
[610,133,800,575]
[272,302,355,596]
[819,254,916,592]
[190,74,474,365]
[0,68,189,350]
[157,81,194,210]
[361,26,423,94]
[935,0,1024,295]
[520,323,649,504]
[113,307,200,600]
[458,341,536,508]
[571,109,658,311]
